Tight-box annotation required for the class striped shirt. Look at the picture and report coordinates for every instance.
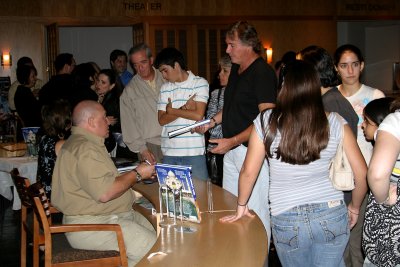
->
[254,111,344,216]
[206,88,225,140]
[157,71,209,156]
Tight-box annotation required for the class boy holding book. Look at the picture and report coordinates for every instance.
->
[155,47,209,180]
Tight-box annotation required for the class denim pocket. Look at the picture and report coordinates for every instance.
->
[272,224,299,251]
[319,210,349,242]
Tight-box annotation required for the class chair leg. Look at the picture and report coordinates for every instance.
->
[21,207,27,267]
[33,212,40,267]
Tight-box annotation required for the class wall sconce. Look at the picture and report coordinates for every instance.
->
[265,48,273,64]
[1,53,12,67]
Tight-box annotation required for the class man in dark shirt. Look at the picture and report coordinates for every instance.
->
[201,21,277,246]
[39,53,76,108]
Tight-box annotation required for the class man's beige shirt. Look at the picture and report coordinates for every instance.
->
[120,68,164,153]
[52,126,134,216]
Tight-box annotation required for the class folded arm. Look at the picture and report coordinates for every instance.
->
[158,98,207,126]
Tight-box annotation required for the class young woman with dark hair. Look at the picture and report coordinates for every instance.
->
[96,68,137,159]
[362,97,395,142]
[334,44,385,163]
[221,60,367,267]
[364,98,400,266]
[14,65,42,127]
[334,44,386,266]
[37,99,72,198]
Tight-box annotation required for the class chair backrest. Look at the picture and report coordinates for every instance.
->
[27,182,128,267]
[10,168,31,208]
[28,182,52,232]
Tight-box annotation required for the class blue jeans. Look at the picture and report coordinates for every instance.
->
[271,201,349,267]
[163,155,208,180]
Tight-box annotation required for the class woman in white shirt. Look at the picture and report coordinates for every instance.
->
[334,44,385,163]
[221,60,367,267]
[364,105,400,266]
[334,44,385,266]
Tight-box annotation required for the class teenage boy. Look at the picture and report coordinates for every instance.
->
[155,47,209,180]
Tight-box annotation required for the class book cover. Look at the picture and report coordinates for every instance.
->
[155,163,201,223]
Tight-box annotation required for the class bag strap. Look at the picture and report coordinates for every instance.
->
[329,119,345,170]
[216,88,223,110]
[339,122,344,149]
[397,169,400,200]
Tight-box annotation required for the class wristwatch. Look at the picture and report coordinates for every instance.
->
[133,169,143,183]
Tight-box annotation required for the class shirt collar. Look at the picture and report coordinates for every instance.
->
[71,126,105,145]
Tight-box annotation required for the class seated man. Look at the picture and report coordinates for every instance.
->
[51,100,156,266]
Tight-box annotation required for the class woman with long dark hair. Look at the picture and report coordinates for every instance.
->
[96,69,137,159]
[37,99,71,199]
[221,60,367,266]
[334,44,385,163]
[363,97,400,266]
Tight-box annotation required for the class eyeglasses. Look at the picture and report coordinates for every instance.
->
[338,61,361,70]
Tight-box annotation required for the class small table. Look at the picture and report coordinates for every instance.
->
[133,180,268,266]
[0,156,38,210]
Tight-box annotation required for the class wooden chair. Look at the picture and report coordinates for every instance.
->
[10,168,43,267]
[28,181,128,267]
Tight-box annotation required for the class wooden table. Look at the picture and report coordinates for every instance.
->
[133,179,268,267]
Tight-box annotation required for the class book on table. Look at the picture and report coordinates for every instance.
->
[155,163,201,223]
[112,157,138,173]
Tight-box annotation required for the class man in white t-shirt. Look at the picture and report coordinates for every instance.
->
[155,47,209,180]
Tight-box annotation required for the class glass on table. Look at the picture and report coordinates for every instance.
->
[207,178,214,213]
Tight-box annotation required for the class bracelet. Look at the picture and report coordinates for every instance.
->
[237,200,248,206]
[234,136,239,146]
[211,117,217,125]
[347,209,359,215]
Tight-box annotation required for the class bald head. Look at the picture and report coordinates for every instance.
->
[73,100,100,126]
[72,100,110,138]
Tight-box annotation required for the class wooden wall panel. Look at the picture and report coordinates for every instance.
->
[0,0,397,84]
[46,23,58,78]
[0,0,336,17]
[254,19,337,63]
[1,0,399,18]
[337,0,400,19]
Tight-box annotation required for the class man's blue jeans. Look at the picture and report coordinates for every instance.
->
[162,154,208,180]
[271,201,349,267]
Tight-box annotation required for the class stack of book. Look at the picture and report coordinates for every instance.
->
[155,163,201,223]
[112,157,138,173]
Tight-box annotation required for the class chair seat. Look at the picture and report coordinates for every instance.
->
[52,233,120,264]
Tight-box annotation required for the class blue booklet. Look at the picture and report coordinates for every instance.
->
[155,163,201,223]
